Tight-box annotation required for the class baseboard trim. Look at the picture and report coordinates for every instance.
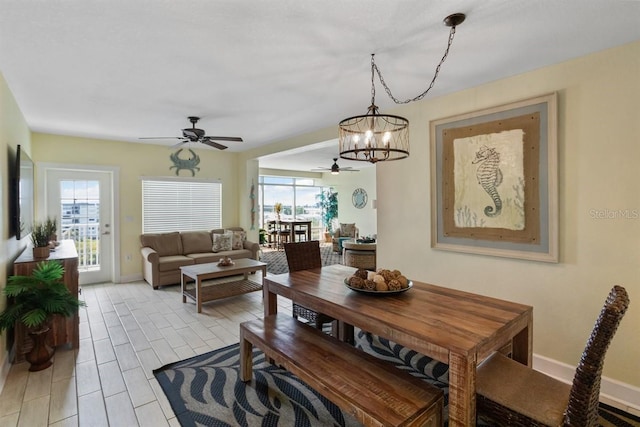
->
[533,353,640,416]
[118,273,143,283]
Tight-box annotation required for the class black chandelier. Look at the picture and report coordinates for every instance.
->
[338,13,466,163]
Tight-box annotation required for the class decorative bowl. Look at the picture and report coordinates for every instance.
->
[218,257,234,267]
[344,278,413,295]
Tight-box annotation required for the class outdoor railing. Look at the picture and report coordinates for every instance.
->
[61,225,100,272]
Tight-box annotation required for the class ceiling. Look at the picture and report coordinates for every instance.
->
[1,1,639,172]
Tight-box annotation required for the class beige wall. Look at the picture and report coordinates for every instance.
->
[0,71,32,372]
[31,134,242,281]
[323,166,377,237]
[374,41,638,386]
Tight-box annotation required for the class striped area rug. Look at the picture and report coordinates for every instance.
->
[154,331,640,426]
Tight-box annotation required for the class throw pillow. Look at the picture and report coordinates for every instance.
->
[228,230,246,250]
[212,231,233,252]
[340,223,356,238]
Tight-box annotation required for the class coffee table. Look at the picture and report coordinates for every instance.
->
[180,258,267,313]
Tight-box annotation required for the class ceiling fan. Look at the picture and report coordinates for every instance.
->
[312,158,359,175]
[139,116,243,150]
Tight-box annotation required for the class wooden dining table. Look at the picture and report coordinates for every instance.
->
[278,220,312,242]
[267,220,312,249]
[262,264,533,426]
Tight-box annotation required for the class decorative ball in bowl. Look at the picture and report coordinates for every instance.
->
[345,268,412,295]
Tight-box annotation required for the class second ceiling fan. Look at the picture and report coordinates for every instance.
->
[140,116,243,150]
[312,158,359,175]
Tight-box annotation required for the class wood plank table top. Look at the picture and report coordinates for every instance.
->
[262,264,533,427]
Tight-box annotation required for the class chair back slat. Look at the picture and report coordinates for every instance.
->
[284,241,322,272]
[565,285,630,426]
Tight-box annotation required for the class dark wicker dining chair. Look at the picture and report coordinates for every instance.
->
[283,241,335,332]
[476,285,630,427]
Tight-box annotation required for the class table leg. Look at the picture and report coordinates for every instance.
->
[196,277,202,313]
[447,351,477,427]
[512,318,533,367]
[263,280,277,317]
[337,321,354,344]
[239,327,253,382]
[181,272,186,303]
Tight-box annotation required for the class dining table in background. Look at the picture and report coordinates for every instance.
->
[268,220,312,248]
[280,220,312,242]
[262,264,533,427]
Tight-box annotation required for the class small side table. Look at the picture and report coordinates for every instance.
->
[342,241,377,271]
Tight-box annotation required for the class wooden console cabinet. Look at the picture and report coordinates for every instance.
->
[12,240,80,362]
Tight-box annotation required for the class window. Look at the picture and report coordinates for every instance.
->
[258,175,327,240]
[142,178,222,233]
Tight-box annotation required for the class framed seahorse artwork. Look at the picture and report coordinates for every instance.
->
[430,93,558,262]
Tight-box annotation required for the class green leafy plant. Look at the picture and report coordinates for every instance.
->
[30,221,50,248]
[316,188,338,233]
[0,261,85,331]
[44,216,57,240]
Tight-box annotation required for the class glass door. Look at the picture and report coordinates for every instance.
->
[46,169,113,285]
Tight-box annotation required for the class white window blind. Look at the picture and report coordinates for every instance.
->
[142,178,222,233]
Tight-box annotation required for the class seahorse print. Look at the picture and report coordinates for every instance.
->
[472,145,503,217]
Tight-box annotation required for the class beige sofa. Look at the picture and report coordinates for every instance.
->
[140,227,259,289]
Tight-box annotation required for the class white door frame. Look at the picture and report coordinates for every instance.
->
[37,162,120,284]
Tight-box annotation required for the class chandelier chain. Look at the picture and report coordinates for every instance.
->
[372,25,457,105]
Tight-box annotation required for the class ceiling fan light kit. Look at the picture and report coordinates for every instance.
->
[338,13,465,163]
[331,162,340,175]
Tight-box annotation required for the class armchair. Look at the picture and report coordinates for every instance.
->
[331,223,358,252]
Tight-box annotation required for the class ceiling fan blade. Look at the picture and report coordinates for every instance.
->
[204,136,243,142]
[169,140,188,149]
[139,137,182,140]
[201,139,228,150]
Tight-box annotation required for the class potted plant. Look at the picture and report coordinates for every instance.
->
[45,216,57,245]
[316,189,338,242]
[0,261,85,371]
[30,221,51,259]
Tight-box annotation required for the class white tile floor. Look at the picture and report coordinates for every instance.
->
[0,275,289,426]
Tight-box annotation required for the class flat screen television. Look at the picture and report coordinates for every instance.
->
[13,144,34,240]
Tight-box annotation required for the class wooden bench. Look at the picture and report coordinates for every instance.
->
[240,314,443,427]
